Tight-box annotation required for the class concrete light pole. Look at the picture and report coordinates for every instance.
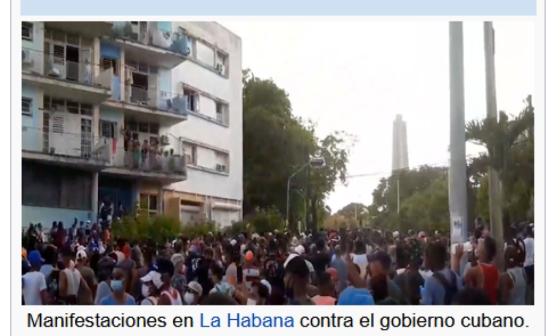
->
[484,21,504,269]
[448,22,468,243]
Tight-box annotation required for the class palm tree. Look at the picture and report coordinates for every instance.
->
[466,95,534,267]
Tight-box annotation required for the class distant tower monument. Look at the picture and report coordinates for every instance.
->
[392,114,409,172]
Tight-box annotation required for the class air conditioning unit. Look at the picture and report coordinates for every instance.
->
[22,50,33,66]
[216,164,227,172]
[160,135,170,146]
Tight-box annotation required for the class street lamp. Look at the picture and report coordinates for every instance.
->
[286,157,325,231]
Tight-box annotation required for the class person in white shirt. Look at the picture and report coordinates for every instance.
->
[22,250,48,305]
[523,225,534,268]
[351,241,368,279]
[523,224,534,304]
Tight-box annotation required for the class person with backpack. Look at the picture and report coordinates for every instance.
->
[499,240,527,305]
[421,240,462,305]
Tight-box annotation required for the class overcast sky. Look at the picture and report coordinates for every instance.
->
[221,18,535,212]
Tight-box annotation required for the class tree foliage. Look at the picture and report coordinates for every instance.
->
[242,70,351,232]
[369,166,449,232]
[112,215,181,244]
[466,95,534,226]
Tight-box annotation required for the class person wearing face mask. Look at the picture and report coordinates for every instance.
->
[183,281,203,305]
[100,267,135,305]
[139,271,162,305]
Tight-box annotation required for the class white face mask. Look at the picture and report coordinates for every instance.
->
[247,298,257,305]
[184,292,196,305]
[141,284,151,298]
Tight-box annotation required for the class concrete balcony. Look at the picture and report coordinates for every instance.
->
[22,125,111,171]
[103,84,188,125]
[110,22,190,69]
[22,48,112,104]
[45,22,113,38]
[102,145,187,184]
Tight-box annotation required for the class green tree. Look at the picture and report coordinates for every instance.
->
[466,96,534,237]
[307,131,352,232]
[243,74,314,222]
[370,166,448,232]
[242,71,350,232]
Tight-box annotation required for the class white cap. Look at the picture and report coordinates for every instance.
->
[393,231,400,238]
[230,239,237,246]
[294,245,305,255]
[187,281,203,296]
[112,251,125,264]
[140,271,164,289]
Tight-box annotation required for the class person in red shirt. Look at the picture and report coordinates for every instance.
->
[465,236,499,304]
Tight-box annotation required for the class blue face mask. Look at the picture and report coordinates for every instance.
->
[110,280,124,292]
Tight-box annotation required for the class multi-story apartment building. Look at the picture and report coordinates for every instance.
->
[21,21,242,229]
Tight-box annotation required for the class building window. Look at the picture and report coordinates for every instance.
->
[215,102,228,124]
[100,120,116,138]
[183,140,229,174]
[22,97,32,117]
[184,89,199,112]
[22,22,33,41]
[215,151,229,173]
[43,96,93,118]
[140,193,158,216]
[215,51,228,76]
[183,142,197,165]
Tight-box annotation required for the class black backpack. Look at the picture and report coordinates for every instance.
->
[432,271,458,305]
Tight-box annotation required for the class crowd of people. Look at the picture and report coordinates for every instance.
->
[21,219,535,306]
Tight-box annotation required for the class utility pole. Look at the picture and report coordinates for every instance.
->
[484,21,504,269]
[448,22,469,244]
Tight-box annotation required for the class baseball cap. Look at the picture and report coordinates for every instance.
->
[27,250,44,267]
[187,281,203,296]
[140,270,164,289]
[294,245,305,255]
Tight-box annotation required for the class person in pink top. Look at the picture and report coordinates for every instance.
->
[311,272,337,305]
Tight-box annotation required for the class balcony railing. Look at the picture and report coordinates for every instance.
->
[111,135,187,176]
[111,22,191,56]
[22,48,112,89]
[22,125,187,176]
[122,82,188,117]
[22,126,111,164]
